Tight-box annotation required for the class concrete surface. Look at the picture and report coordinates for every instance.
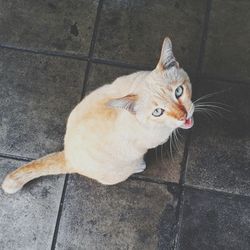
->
[0,0,249,249]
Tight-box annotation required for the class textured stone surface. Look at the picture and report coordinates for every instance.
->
[186,81,250,196]
[203,0,250,82]
[94,0,207,73]
[0,0,98,54]
[1,0,250,249]
[87,63,187,183]
[178,187,250,250]
[142,130,187,183]
[0,48,86,158]
[86,63,135,94]
[0,157,65,250]
[55,174,179,250]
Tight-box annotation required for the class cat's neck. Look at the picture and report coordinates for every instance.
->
[117,112,173,151]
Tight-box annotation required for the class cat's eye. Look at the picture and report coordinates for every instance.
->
[152,108,165,117]
[175,85,184,99]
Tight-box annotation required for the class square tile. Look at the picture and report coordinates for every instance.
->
[142,131,187,183]
[0,0,98,54]
[203,0,250,82]
[178,188,250,250]
[55,174,179,250]
[185,81,250,196]
[86,63,135,94]
[87,63,187,183]
[94,0,207,74]
[0,157,65,250]
[0,49,86,158]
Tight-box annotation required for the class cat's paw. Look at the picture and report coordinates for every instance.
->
[134,160,146,173]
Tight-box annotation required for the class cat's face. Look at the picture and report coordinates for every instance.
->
[136,66,194,130]
[109,38,194,131]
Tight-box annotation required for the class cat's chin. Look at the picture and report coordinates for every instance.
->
[180,117,194,129]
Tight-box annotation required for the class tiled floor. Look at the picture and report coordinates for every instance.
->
[0,0,249,249]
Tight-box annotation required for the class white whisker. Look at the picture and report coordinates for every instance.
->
[193,90,230,104]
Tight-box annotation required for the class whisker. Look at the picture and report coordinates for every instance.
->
[195,110,216,119]
[160,144,164,165]
[195,102,231,109]
[195,104,231,113]
[193,89,230,104]
[176,128,184,139]
[195,101,231,108]
[173,130,181,152]
[194,107,227,120]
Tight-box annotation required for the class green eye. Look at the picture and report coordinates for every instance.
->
[175,86,184,99]
[152,108,165,117]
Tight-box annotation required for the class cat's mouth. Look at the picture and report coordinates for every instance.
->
[180,117,193,129]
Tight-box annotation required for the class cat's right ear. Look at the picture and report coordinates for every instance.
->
[156,37,179,71]
[107,94,138,114]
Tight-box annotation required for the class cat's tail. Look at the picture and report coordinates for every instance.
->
[2,151,69,194]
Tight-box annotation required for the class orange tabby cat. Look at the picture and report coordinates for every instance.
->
[2,38,194,194]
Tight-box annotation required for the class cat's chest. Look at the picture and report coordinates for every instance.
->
[133,126,171,150]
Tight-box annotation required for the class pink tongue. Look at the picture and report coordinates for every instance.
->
[182,118,193,129]
[185,118,192,126]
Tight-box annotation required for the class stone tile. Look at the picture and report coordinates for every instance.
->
[178,188,250,250]
[185,81,250,196]
[0,48,86,158]
[55,174,179,250]
[87,63,187,183]
[203,0,250,82]
[141,130,187,183]
[0,157,65,250]
[86,63,135,94]
[94,0,207,74]
[0,0,98,55]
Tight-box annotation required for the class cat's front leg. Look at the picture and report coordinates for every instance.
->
[134,159,146,173]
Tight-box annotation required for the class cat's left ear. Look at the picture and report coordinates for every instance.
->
[107,94,138,114]
[156,37,179,71]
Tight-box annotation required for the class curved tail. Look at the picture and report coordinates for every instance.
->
[2,151,68,194]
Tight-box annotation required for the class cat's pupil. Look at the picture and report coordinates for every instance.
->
[152,108,165,117]
[175,86,183,99]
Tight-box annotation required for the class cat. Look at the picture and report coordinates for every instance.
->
[2,37,194,194]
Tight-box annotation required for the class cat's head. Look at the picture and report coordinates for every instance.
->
[109,37,194,131]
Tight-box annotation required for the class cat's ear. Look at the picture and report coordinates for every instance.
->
[107,94,138,114]
[156,37,179,71]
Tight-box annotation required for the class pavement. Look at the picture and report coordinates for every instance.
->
[0,0,249,249]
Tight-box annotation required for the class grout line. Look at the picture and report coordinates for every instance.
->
[50,1,104,248]
[173,79,200,249]
[130,175,179,187]
[173,131,192,250]
[1,41,249,87]
[173,0,213,241]
[184,183,250,200]
[173,188,186,250]
[87,0,104,59]
[196,0,212,76]
[179,131,193,186]
[80,0,104,99]
[0,43,89,61]
[92,57,153,71]
[81,61,92,99]
[0,152,34,162]
[50,174,69,250]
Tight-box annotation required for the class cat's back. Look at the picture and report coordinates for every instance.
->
[67,70,149,127]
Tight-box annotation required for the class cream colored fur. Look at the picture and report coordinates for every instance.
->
[2,38,194,194]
